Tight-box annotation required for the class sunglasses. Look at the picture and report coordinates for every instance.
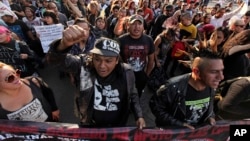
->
[5,69,21,83]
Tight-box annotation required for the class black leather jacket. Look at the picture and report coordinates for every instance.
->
[48,42,143,126]
[149,73,215,127]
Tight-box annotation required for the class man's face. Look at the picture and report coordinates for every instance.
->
[197,59,224,89]
[216,10,225,18]
[93,54,118,78]
[42,0,49,8]
[48,3,58,13]
[181,4,188,10]
[128,20,144,39]
[1,15,11,23]
[112,9,119,17]
[96,19,106,30]
[204,15,211,24]
[164,8,173,16]
[143,1,148,8]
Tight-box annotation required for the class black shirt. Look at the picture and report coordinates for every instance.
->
[185,84,210,125]
[92,67,128,127]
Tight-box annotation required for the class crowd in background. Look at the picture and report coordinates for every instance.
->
[1,0,250,129]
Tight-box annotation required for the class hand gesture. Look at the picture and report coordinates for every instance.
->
[208,117,216,125]
[136,118,146,130]
[183,123,195,130]
[20,54,28,59]
[58,25,88,50]
[52,110,60,121]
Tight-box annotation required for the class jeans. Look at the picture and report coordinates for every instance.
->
[134,71,148,97]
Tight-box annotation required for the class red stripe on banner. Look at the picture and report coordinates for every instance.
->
[0,119,249,140]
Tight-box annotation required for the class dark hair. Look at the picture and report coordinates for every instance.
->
[43,10,59,24]
[95,16,106,23]
[24,6,36,15]
[216,7,225,13]
[136,8,143,13]
[193,48,221,60]
[165,4,173,10]
[192,13,201,25]
[216,26,230,40]
[215,3,221,8]
[194,2,200,6]
[245,10,250,16]
[74,17,90,25]
[111,4,120,11]
[222,29,250,56]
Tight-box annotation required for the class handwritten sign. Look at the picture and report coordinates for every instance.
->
[34,24,64,53]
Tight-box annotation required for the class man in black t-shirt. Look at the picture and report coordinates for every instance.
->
[117,14,155,97]
[150,50,224,129]
[48,30,146,128]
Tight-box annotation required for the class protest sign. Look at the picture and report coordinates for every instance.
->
[34,24,64,53]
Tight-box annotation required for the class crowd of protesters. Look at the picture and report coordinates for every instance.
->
[1,0,250,130]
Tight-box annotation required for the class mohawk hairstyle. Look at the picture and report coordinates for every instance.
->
[192,48,221,60]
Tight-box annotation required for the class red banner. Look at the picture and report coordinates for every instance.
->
[0,119,249,140]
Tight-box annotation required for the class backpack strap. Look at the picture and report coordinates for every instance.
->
[26,76,58,111]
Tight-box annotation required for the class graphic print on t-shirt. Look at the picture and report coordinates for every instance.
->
[7,98,48,122]
[79,66,93,91]
[185,97,210,124]
[125,45,147,72]
[94,80,120,111]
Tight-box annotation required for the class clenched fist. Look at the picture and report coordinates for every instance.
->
[58,25,88,51]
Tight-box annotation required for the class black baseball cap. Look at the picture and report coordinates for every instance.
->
[90,37,120,57]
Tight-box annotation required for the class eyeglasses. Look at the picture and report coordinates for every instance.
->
[235,25,245,28]
[4,69,21,83]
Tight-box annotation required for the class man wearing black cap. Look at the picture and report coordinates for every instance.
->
[117,14,155,97]
[48,31,146,128]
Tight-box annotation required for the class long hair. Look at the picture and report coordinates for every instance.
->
[222,29,250,57]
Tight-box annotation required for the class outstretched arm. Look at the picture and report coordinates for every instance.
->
[57,25,89,51]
